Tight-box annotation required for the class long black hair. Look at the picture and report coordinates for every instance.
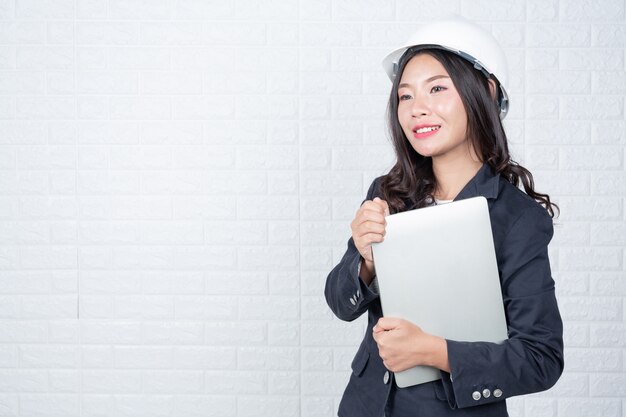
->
[380,47,558,217]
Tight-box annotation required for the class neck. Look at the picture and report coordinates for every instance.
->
[432,156,483,201]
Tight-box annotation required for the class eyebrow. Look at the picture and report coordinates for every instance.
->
[398,75,450,89]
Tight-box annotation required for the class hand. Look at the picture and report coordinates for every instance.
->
[350,197,389,262]
[372,317,450,373]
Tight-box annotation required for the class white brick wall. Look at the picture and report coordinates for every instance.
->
[0,0,624,416]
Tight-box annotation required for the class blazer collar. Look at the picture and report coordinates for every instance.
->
[453,163,500,202]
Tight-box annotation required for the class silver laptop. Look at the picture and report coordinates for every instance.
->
[371,196,508,388]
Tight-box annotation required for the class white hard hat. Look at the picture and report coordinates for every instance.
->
[382,15,510,118]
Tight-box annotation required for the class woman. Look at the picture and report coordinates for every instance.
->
[324,17,564,417]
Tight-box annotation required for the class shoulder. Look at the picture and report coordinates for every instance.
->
[491,177,553,237]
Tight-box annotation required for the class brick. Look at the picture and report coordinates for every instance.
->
[19,345,79,368]
[235,0,298,20]
[557,197,622,221]
[0,321,47,343]
[527,71,590,94]
[269,272,299,295]
[77,71,138,94]
[172,396,236,417]
[173,96,235,119]
[300,121,363,146]
[143,321,204,345]
[561,147,623,170]
[461,0,525,20]
[333,0,394,20]
[302,172,362,196]
[237,396,299,417]
[302,322,365,346]
[238,347,299,370]
[591,222,626,245]
[591,272,626,296]
[16,0,74,19]
[523,398,556,417]
[532,170,590,196]
[299,0,331,20]
[302,295,335,321]
[566,348,622,372]
[82,370,142,393]
[268,372,299,394]
[173,196,237,220]
[0,21,46,44]
[525,121,590,145]
[593,375,626,397]
[562,0,624,21]
[591,324,626,347]
[175,347,237,369]
[205,322,266,346]
[205,271,268,295]
[592,71,626,94]
[558,399,620,417]
[396,0,460,20]
[0,394,18,414]
[268,172,299,195]
[113,295,174,319]
[140,22,203,45]
[80,321,143,344]
[141,71,202,95]
[0,121,47,145]
[236,146,297,170]
[592,122,626,145]
[525,146,559,170]
[526,96,559,120]
[0,71,45,94]
[561,49,624,70]
[18,394,79,417]
[300,23,362,47]
[268,222,299,245]
[268,322,299,346]
[173,0,234,19]
[78,122,139,145]
[302,371,349,395]
[302,397,334,417]
[527,0,558,21]
[562,322,589,347]
[109,0,171,19]
[76,0,107,18]
[559,296,622,321]
[592,172,626,195]
[528,24,590,47]
[301,197,332,220]
[592,25,626,47]
[174,296,236,320]
[239,296,299,320]
[301,246,333,270]
[205,371,266,394]
[526,49,559,70]
[300,97,331,120]
[554,272,588,295]
[236,197,299,220]
[76,22,138,45]
[111,97,171,120]
[561,96,624,120]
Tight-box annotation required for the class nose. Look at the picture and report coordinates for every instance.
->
[410,94,429,117]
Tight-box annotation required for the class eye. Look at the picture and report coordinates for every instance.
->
[399,93,412,101]
[430,85,446,93]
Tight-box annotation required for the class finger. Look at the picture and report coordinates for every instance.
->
[376,317,403,331]
[361,200,387,215]
[355,233,385,247]
[372,197,390,216]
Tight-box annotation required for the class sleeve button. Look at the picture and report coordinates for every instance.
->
[494,389,503,398]
[472,391,481,401]
[482,389,491,398]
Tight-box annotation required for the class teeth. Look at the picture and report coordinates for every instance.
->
[415,126,440,134]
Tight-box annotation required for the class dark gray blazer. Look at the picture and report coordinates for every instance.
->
[325,164,564,417]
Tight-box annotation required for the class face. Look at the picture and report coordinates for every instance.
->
[397,53,475,164]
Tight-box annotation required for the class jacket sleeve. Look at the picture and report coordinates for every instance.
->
[439,206,564,409]
[324,179,382,322]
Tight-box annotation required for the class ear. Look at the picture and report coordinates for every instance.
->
[487,79,498,101]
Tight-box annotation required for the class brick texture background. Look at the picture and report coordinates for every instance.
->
[0,0,624,416]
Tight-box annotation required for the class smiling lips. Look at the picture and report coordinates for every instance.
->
[412,124,441,139]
